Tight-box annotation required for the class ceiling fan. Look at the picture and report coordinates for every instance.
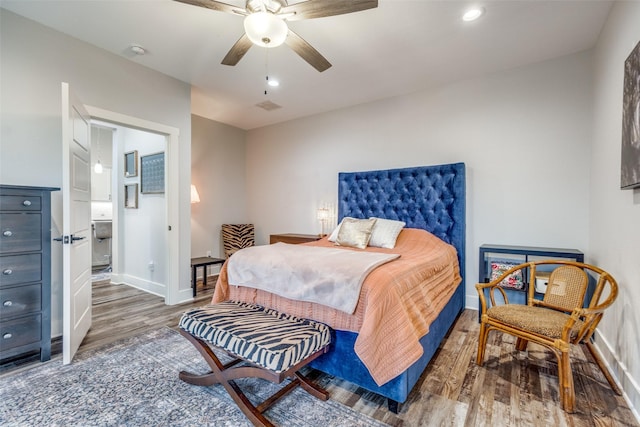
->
[175,0,378,72]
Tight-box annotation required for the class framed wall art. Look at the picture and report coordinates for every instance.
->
[140,152,165,194]
[124,184,138,208]
[621,40,640,189]
[124,150,138,178]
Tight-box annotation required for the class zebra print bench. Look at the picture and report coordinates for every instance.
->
[178,301,332,427]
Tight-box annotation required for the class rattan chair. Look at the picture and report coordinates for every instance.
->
[476,260,621,413]
[221,224,255,258]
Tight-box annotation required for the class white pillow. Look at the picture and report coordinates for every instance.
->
[330,217,405,249]
[368,217,406,249]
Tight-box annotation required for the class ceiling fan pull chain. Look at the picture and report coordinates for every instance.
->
[264,48,270,95]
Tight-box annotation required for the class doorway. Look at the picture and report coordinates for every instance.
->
[86,106,181,305]
[89,121,168,299]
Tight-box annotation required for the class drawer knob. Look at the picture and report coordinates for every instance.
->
[3,230,12,237]
[22,200,32,206]
[3,300,12,307]
[3,333,12,340]
[3,269,12,275]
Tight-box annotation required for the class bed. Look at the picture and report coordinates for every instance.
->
[213,162,466,411]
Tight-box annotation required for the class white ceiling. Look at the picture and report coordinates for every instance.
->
[1,0,613,130]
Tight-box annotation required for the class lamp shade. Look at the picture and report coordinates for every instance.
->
[316,207,329,221]
[190,185,200,204]
[244,12,288,48]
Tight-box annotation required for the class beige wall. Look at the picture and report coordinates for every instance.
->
[190,114,247,264]
[0,10,193,335]
[244,50,594,311]
[590,0,640,414]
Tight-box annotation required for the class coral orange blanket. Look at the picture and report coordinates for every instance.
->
[212,228,461,386]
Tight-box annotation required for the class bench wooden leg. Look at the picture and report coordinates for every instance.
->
[179,329,329,427]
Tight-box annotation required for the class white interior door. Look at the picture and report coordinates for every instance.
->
[61,82,92,364]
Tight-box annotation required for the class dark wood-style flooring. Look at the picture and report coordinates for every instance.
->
[4,277,638,426]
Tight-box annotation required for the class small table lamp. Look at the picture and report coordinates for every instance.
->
[316,207,329,236]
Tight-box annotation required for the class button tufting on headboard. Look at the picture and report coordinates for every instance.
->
[338,163,466,283]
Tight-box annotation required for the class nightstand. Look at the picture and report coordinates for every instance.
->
[269,233,322,245]
[191,256,225,297]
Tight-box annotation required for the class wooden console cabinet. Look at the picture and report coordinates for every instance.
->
[478,244,584,305]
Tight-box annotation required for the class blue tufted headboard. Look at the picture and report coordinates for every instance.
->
[338,162,466,282]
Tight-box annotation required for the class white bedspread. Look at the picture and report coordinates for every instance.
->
[227,242,400,314]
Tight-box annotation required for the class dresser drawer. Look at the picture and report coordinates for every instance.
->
[0,283,41,319]
[0,195,41,211]
[0,254,42,286]
[0,213,42,254]
[0,314,42,352]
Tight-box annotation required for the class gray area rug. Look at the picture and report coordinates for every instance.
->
[0,327,387,426]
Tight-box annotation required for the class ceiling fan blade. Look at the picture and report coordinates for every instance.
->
[281,0,377,21]
[173,0,244,15]
[285,29,331,72]
[221,33,253,66]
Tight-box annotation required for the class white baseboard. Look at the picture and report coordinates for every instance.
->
[593,329,640,423]
[110,274,165,299]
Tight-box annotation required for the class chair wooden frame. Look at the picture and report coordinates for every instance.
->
[476,260,621,413]
[179,329,330,427]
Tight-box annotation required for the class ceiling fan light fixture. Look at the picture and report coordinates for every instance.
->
[244,12,288,48]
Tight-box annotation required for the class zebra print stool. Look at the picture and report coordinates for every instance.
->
[178,301,332,427]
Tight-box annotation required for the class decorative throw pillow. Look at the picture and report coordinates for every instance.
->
[327,219,345,242]
[368,218,406,249]
[335,218,377,249]
[490,260,524,290]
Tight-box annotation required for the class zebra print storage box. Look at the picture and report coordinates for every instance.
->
[179,301,331,373]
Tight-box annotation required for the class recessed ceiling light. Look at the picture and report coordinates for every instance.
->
[130,44,146,55]
[267,79,280,87]
[462,7,484,22]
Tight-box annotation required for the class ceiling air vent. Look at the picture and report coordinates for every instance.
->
[255,100,282,111]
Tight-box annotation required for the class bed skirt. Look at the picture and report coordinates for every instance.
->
[309,281,464,404]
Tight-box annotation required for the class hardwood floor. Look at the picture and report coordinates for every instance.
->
[3,277,638,426]
[78,278,217,352]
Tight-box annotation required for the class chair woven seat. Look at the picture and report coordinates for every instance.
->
[487,305,584,340]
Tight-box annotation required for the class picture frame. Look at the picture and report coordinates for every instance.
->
[124,184,138,209]
[621,40,640,189]
[124,150,138,178]
[140,152,165,194]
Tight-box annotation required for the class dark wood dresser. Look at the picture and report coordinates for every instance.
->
[1,185,58,363]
